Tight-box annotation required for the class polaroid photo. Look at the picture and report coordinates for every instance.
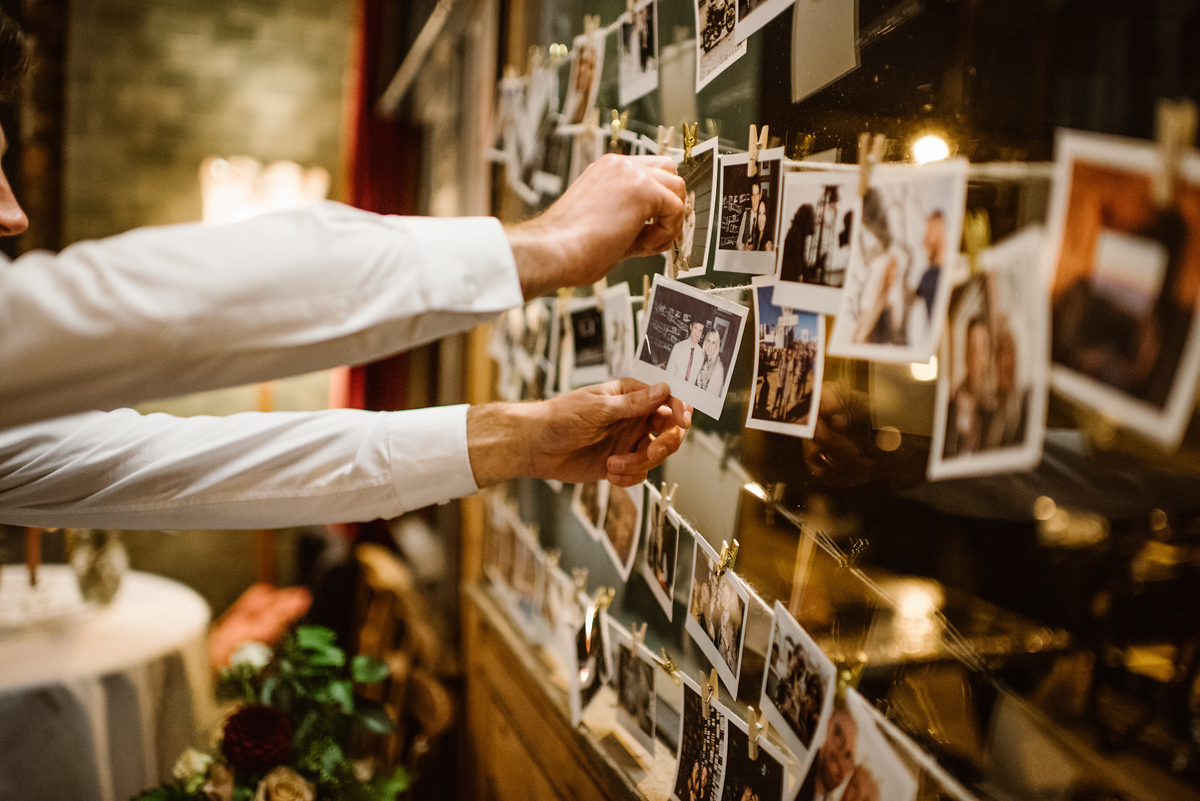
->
[540,562,576,640]
[790,0,859,103]
[715,150,787,275]
[1045,129,1200,449]
[605,282,637,378]
[615,637,659,754]
[695,0,747,91]
[760,601,836,782]
[510,526,545,630]
[798,689,917,801]
[633,274,749,420]
[929,227,1049,479]
[734,0,792,43]
[720,713,788,801]
[570,126,606,183]
[640,483,683,620]
[566,296,610,387]
[686,536,751,695]
[747,278,825,439]
[601,481,645,581]
[672,676,728,801]
[673,137,721,278]
[828,159,969,364]
[619,0,660,106]
[774,170,861,314]
[559,31,605,132]
[572,480,610,541]
[570,601,613,726]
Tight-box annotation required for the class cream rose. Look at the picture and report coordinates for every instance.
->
[254,766,316,801]
[172,747,213,781]
[230,641,273,671]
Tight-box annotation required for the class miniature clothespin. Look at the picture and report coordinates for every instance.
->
[1154,98,1198,208]
[594,279,608,312]
[642,274,651,301]
[682,122,698,165]
[857,132,888,197]
[747,706,764,760]
[747,124,769,177]
[713,539,739,578]
[833,652,867,702]
[666,242,685,280]
[549,43,569,66]
[656,125,675,156]
[528,45,545,72]
[700,668,718,719]
[584,14,601,36]
[963,210,991,274]
[610,109,629,149]
[545,548,561,570]
[657,481,678,529]
[837,538,868,571]
[658,648,681,685]
[630,621,647,649]
[593,586,615,612]
[572,566,589,594]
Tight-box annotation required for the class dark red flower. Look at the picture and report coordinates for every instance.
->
[221,705,292,774]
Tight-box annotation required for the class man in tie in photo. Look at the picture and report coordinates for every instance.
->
[666,320,707,383]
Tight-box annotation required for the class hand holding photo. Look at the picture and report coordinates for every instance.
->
[632,274,749,420]
[615,638,658,753]
[747,279,825,439]
[673,137,721,278]
[619,0,659,106]
[775,171,861,313]
[601,481,644,581]
[572,480,610,541]
[685,536,751,695]
[640,483,683,619]
[672,678,728,801]
[695,0,747,90]
[715,150,786,275]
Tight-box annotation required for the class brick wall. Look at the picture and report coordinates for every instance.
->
[64,0,354,244]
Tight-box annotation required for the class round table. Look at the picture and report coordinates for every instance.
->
[0,566,212,801]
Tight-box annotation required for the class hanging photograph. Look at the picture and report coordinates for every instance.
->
[541,563,576,638]
[572,480,610,541]
[686,536,750,695]
[672,677,728,801]
[735,0,794,43]
[510,526,545,630]
[619,0,659,106]
[798,689,917,801]
[570,126,606,183]
[774,171,860,313]
[673,136,720,278]
[715,150,786,275]
[760,601,836,779]
[747,279,825,439]
[604,282,637,379]
[929,227,1049,479]
[615,638,658,753]
[559,30,605,131]
[828,159,968,364]
[570,601,613,726]
[695,0,747,91]
[790,0,859,103]
[720,714,787,801]
[633,274,749,420]
[640,483,683,620]
[566,296,610,387]
[601,481,645,581]
[1045,130,1200,449]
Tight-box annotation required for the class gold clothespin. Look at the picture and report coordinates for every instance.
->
[584,14,601,36]
[657,481,678,530]
[1154,98,1198,208]
[593,586,615,611]
[857,132,888,197]
[834,652,868,702]
[658,648,681,685]
[963,210,991,274]
[610,109,629,149]
[630,621,647,649]
[594,279,608,312]
[572,566,589,594]
[549,43,569,66]
[700,668,718,719]
[837,538,868,571]
[713,539,739,578]
[682,122,698,165]
[528,45,544,72]
[545,548,561,570]
[656,125,675,156]
[747,124,769,177]
[747,706,763,760]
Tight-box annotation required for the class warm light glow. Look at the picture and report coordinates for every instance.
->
[1033,495,1056,521]
[910,357,937,381]
[912,135,950,165]
[200,156,331,225]
[743,481,770,501]
[875,426,901,452]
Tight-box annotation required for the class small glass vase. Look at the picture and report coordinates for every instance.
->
[65,528,128,605]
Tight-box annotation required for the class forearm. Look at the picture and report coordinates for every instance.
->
[465,402,537,487]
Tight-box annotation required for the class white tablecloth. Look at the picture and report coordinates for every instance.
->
[0,566,212,801]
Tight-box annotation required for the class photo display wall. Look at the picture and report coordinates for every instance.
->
[479,1,1200,800]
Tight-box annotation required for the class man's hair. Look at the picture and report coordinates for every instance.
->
[0,12,28,102]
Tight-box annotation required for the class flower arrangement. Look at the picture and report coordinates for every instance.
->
[135,626,407,801]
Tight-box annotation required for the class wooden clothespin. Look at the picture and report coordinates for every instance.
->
[528,45,545,72]
[630,621,647,649]
[682,122,698,165]
[747,706,764,760]
[657,481,678,529]
[1154,98,1198,208]
[584,14,601,36]
[545,548,561,570]
[834,651,867,702]
[857,132,888,197]
[642,274,650,301]
[963,210,991,274]
[700,668,718,719]
[666,243,684,280]
[593,586,615,611]
[572,566,589,594]
[656,125,675,155]
[713,539,739,578]
[610,109,629,149]
[658,648,681,685]
[747,124,769,177]
[594,279,608,312]
[837,538,868,571]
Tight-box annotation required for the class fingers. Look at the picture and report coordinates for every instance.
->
[598,380,671,422]
[606,424,686,477]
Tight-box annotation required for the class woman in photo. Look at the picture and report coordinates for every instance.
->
[751,204,775,252]
[694,330,726,394]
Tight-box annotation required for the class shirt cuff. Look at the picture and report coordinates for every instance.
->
[385,404,479,513]
[399,216,525,312]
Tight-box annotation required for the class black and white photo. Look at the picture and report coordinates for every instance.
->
[619,0,659,106]
[747,279,824,439]
[566,296,610,387]
[633,274,749,420]
[572,480,609,541]
[774,171,859,313]
[719,715,786,801]
[715,151,785,275]
[734,0,793,43]
[686,536,750,694]
[640,483,683,620]
[695,0,747,91]
[673,137,720,278]
[672,679,727,801]
[616,639,658,753]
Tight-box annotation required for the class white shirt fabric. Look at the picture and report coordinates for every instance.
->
[665,337,704,382]
[0,201,525,529]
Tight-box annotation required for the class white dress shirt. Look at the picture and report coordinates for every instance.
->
[665,337,703,382]
[0,201,525,529]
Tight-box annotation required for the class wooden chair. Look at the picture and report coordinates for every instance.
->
[396,669,457,799]
[355,543,454,677]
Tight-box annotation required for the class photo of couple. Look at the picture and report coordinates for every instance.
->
[716,151,785,275]
[685,538,749,692]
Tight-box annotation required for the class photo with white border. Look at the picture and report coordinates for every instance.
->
[715,150,786,275]
[559,30,605,132]
[747,278,825,439]
[640,483,683,620]
[673,137,721,278]
[672,674,728,801]
[695,0,747,90]
[601,481,645,581]
[619,0,660,106]
[774,170,861,314]
[686,535,751,695]
[572,480,610,541]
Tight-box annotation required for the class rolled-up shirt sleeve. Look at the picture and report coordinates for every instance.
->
[0,405,480,530]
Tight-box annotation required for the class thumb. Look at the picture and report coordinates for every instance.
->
[602,381,670,422]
